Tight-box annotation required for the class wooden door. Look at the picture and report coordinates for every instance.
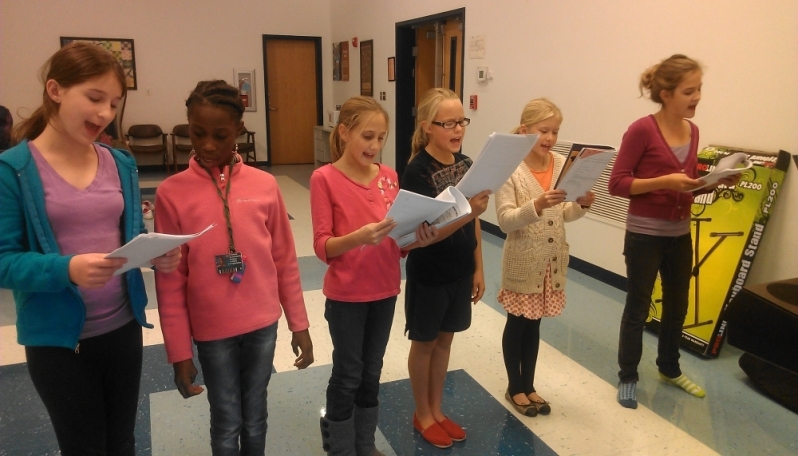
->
[264,38,319,164]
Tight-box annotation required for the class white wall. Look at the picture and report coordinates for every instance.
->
[329,0,798,284]
[0,0,333,164]
[2,0,796,283]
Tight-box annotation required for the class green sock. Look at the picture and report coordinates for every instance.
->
[660,373,706,398]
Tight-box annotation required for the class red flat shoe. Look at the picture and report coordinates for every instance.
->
[413,414,452,448]
[436,416,466,441]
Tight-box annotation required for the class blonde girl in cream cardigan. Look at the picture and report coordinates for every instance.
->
[496,98,594,417]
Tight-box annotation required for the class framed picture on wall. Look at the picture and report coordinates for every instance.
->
[234,68,256,112]
[388,57,396,82]
[360,39,373,96]
[60,37,137,90]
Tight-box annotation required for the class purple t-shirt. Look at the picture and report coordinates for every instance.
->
[30,143,133,339]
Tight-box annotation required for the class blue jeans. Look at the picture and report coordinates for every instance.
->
[618,231,692,383]
[324,297,396,421]
[196,323,277,456]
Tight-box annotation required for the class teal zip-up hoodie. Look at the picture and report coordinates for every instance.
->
[0,140,152,350]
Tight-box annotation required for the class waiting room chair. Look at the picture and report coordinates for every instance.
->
[126,124,168,172]
[170,124,193,172]
[237,125,256,164]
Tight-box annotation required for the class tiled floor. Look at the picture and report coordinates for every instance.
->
[1,164,795,455]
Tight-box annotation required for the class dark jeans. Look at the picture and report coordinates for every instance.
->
[25,319,142,456]
[502,313,542,396]
[324,297,396,421]
[196,323,278,456]
[618,231,692,383]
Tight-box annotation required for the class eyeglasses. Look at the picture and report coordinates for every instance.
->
[430,118,471,129]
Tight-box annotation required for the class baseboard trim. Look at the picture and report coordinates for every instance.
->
[480,220,626,291]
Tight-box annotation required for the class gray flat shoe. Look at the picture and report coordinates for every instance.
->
[505,390,537,417]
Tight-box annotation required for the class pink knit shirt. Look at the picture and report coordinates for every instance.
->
[155,158,309,363]
[310,164,402,302]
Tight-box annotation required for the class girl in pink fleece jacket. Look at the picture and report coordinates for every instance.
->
[155,80,313,455]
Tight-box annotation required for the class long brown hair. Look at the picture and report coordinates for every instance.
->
[12,42,127,143]
[329,96,389,162]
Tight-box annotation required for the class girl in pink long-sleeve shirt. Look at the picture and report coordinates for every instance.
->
[155,80,313,455]
[310,96,436,455]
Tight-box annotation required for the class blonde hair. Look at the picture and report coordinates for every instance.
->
[512,98,562,134]
[410,88,460,161]
[329,96,389,162]
[12,42,127,143]
[639,54,702,105]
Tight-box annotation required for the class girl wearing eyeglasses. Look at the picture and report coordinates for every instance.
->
[401,88,491,449]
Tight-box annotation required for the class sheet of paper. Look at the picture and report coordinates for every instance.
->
[692,152,753,190]
[455,132,538,198]
[554,147,615,201]
[386,187,471,248]
[106,224,215,275]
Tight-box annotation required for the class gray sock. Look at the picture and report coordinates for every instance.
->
[617,382,638,409]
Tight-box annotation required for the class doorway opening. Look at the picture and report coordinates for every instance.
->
[395,8,465,179]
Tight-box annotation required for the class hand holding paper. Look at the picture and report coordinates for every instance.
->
[106,224,215,276]
[554,145,615,201]
[386,187,472,248]
[692,152,752,190]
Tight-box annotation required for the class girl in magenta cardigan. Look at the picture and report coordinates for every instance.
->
[609,55,740,409]
[310,96,437,455]
[155,80,313,454]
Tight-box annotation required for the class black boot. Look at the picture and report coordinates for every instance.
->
[353,405,384,456]
[320,415,356,456]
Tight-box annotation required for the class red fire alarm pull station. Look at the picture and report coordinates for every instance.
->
[469,95,478,110]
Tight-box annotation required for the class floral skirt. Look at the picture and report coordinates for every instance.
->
[497,264,565,320]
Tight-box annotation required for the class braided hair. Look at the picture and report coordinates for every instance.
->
[186,80,245,122]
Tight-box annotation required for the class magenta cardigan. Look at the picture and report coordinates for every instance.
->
[608,115,699,222]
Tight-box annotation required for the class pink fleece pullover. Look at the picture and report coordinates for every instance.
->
[155,158,309,363]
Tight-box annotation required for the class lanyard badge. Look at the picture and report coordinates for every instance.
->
[205,160,245,280]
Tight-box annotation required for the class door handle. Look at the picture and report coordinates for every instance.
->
[269,107,277,111]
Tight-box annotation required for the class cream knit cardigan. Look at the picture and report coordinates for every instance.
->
[495,153,589,294]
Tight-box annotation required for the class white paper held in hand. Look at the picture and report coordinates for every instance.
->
[455,132,538,198]
[692,152,753,190]
[554,146,616,202]
[106,223,216,275]
[385,187,471,248]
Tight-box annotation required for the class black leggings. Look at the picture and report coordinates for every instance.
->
[25,319,143,456]
[502,312,541,396]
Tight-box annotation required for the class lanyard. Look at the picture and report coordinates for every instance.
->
[204,160,236,253]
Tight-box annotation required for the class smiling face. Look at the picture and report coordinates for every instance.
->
[339,112,387,167]
[424,99,466,157]
[662,70,702,119]
[47,71,123,146]
[188,103,243,170]
[523,115,562,160]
